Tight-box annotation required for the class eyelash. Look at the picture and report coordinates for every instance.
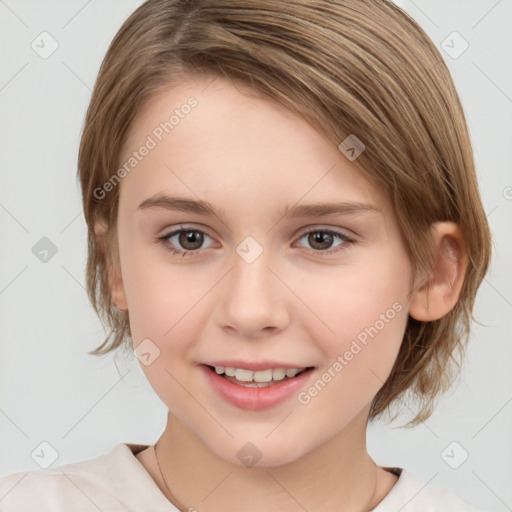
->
[157,226,356,258]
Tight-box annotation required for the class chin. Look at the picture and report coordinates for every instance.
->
[207,435,310,468]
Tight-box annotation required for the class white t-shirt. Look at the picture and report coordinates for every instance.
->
[0,443,482,511]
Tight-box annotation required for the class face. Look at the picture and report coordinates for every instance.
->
[110,75,414,466]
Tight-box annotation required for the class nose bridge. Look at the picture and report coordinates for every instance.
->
[219,236,288,335]
[230,237,274,305]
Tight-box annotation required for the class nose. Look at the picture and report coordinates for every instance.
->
[217,246,290,339]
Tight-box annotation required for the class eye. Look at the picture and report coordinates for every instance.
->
[295,228,355,255]
[158,227,215,257]
[158,226,356,258]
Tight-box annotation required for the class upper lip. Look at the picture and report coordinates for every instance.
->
[201,360,313,371]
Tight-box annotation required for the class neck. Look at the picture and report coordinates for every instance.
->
[153,408,392,512]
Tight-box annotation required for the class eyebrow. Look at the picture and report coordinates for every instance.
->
[137,194,379,221]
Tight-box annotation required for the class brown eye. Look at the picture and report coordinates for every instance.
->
[296,229,355,255]
[178,230,204,250]
[308,231,335,250]
[159,228,214,257]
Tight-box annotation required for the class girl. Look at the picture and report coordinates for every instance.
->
[0,0,492,510]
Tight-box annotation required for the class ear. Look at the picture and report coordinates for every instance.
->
[409,222,468,322]
[94,220,128,312]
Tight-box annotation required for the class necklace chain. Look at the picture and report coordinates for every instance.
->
[154,442,189,512]
[154,442,379,511]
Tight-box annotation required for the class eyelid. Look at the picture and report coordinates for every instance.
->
[295,224,357,240]
[160,223,357,239]
[159,223,214,238]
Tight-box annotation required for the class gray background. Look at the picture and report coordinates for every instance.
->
[0,0,511,510]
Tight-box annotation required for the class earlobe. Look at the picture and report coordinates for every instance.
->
[409,222,468,322]
[109,260,128,312]
[94,220,128,312]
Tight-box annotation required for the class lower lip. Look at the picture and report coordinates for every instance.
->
[200,365,314,411]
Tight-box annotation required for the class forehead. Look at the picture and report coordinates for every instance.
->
[118,76,390,219]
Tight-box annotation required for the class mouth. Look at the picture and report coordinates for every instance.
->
[200,363,315,410]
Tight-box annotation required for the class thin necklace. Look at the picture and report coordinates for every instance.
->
[154,442,188,512]
[155,441,379,511]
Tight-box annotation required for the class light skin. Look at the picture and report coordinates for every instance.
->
[96,75,467,511]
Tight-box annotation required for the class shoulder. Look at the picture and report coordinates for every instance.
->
[371,468,486,512]
[0,443,176,512]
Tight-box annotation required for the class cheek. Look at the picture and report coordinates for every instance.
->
[294,254,410,340]
[289,253,411,395]
[293,267,409,430]
[120,249,213,408]
[119,243,206,349]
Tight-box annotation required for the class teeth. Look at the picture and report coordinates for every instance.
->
[213,366,305,382]
[272,368,286,381]
[235,369,253,382]
[253,369,273,382]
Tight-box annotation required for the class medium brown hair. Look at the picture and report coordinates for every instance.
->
[78,0,492,426]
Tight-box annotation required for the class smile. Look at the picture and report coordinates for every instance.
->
[201,364,315,410]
